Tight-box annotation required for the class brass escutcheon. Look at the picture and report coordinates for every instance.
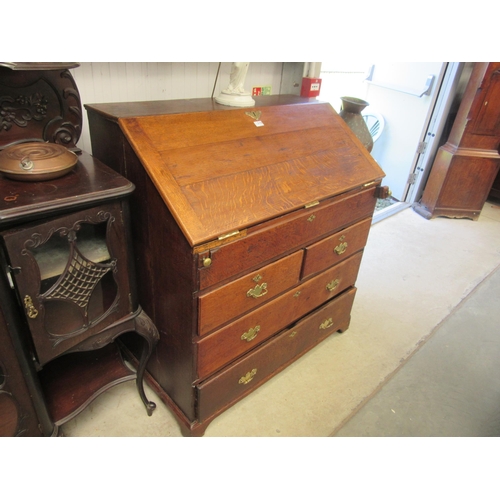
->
[334,241,348,255]
[326,279,340,292]
[320,318,334,330]
[289,330,298,338]
[241,325,260,342]
[247,282,268,299]
[246,111,261,121]
[239,368,257,385]
[24,295,38,319]
[307,214,316,222]
[293,291,301,298]
[253,274,262,283]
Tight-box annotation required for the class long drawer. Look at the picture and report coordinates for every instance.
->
[196,251,363,380]
[198,250,303,336]
[197,186,377,290]
[196,287,357,422]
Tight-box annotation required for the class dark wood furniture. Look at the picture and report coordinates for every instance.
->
[0,63,159,436]
[86,95,386,436]
[0,285,49,436]
[489,170,500,202]
[0,62,82,153]
[0,152,159,435]
[414,62,500,220]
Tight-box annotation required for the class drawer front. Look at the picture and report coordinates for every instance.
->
[196,251,363,379]
[301,218,372,279]
[198,250,303,336]
[196,287,357,422]
[198,186,377,290]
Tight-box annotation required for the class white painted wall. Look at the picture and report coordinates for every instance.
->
[71,62,289,154]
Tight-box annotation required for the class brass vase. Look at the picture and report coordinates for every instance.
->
[339,96,373,152]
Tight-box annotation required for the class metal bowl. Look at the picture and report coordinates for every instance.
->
[0,142,78,181]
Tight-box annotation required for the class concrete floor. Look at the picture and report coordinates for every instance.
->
[61,199,500,437]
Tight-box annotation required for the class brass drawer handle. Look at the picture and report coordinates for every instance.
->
[320,318,334,330]
[241,325,260,342]
[326,279,340,292]
[247,282,268,299]
[334,241,348,255]
[239,368,257,385]
[24,295,38,319]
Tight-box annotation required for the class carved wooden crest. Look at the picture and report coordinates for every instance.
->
[0,64,82,152]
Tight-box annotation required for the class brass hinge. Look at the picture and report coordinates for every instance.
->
[304,200,319,209]
[218,230,240,241]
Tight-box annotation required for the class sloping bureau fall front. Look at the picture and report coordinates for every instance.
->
[85,96,385,436]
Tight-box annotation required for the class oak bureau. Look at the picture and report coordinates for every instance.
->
[85,95,386,436]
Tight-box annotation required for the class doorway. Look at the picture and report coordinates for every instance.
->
[319,62,465,222]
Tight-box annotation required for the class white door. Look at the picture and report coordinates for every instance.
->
[363,62,446,201]
[320,62,461,221]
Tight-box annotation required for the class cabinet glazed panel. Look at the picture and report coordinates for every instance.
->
[1,202,131,366]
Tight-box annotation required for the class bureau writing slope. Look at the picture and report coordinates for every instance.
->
[85,95,385,436]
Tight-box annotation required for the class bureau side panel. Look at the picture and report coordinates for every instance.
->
[87,115,199,422]
[124,140,199,421]
[86,110,129,179]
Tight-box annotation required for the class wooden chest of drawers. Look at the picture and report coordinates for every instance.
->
[85,95,385,436]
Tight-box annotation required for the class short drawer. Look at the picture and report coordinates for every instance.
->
[196,287,357,422]
[198,250,303,336]
[196,251,363,379]
[198,186,378,290]
[301,218,372,279]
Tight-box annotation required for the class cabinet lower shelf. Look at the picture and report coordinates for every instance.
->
[38,343,136,426]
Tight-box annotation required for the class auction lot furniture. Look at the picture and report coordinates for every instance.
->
[0,63,158,436]
[414,62,500,220]
[0,154,159,435]
[86,95,386,436]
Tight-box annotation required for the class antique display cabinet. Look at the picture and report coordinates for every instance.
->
[0,63,158,436]
[86,95,386,436]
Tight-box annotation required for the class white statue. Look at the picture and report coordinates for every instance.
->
[224,62,250,95]
[215,62,255,107]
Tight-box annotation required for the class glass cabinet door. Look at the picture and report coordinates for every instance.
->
[1,201,132,366]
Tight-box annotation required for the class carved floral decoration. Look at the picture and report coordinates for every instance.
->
[0,69,82,149]
[0,92,48,131]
